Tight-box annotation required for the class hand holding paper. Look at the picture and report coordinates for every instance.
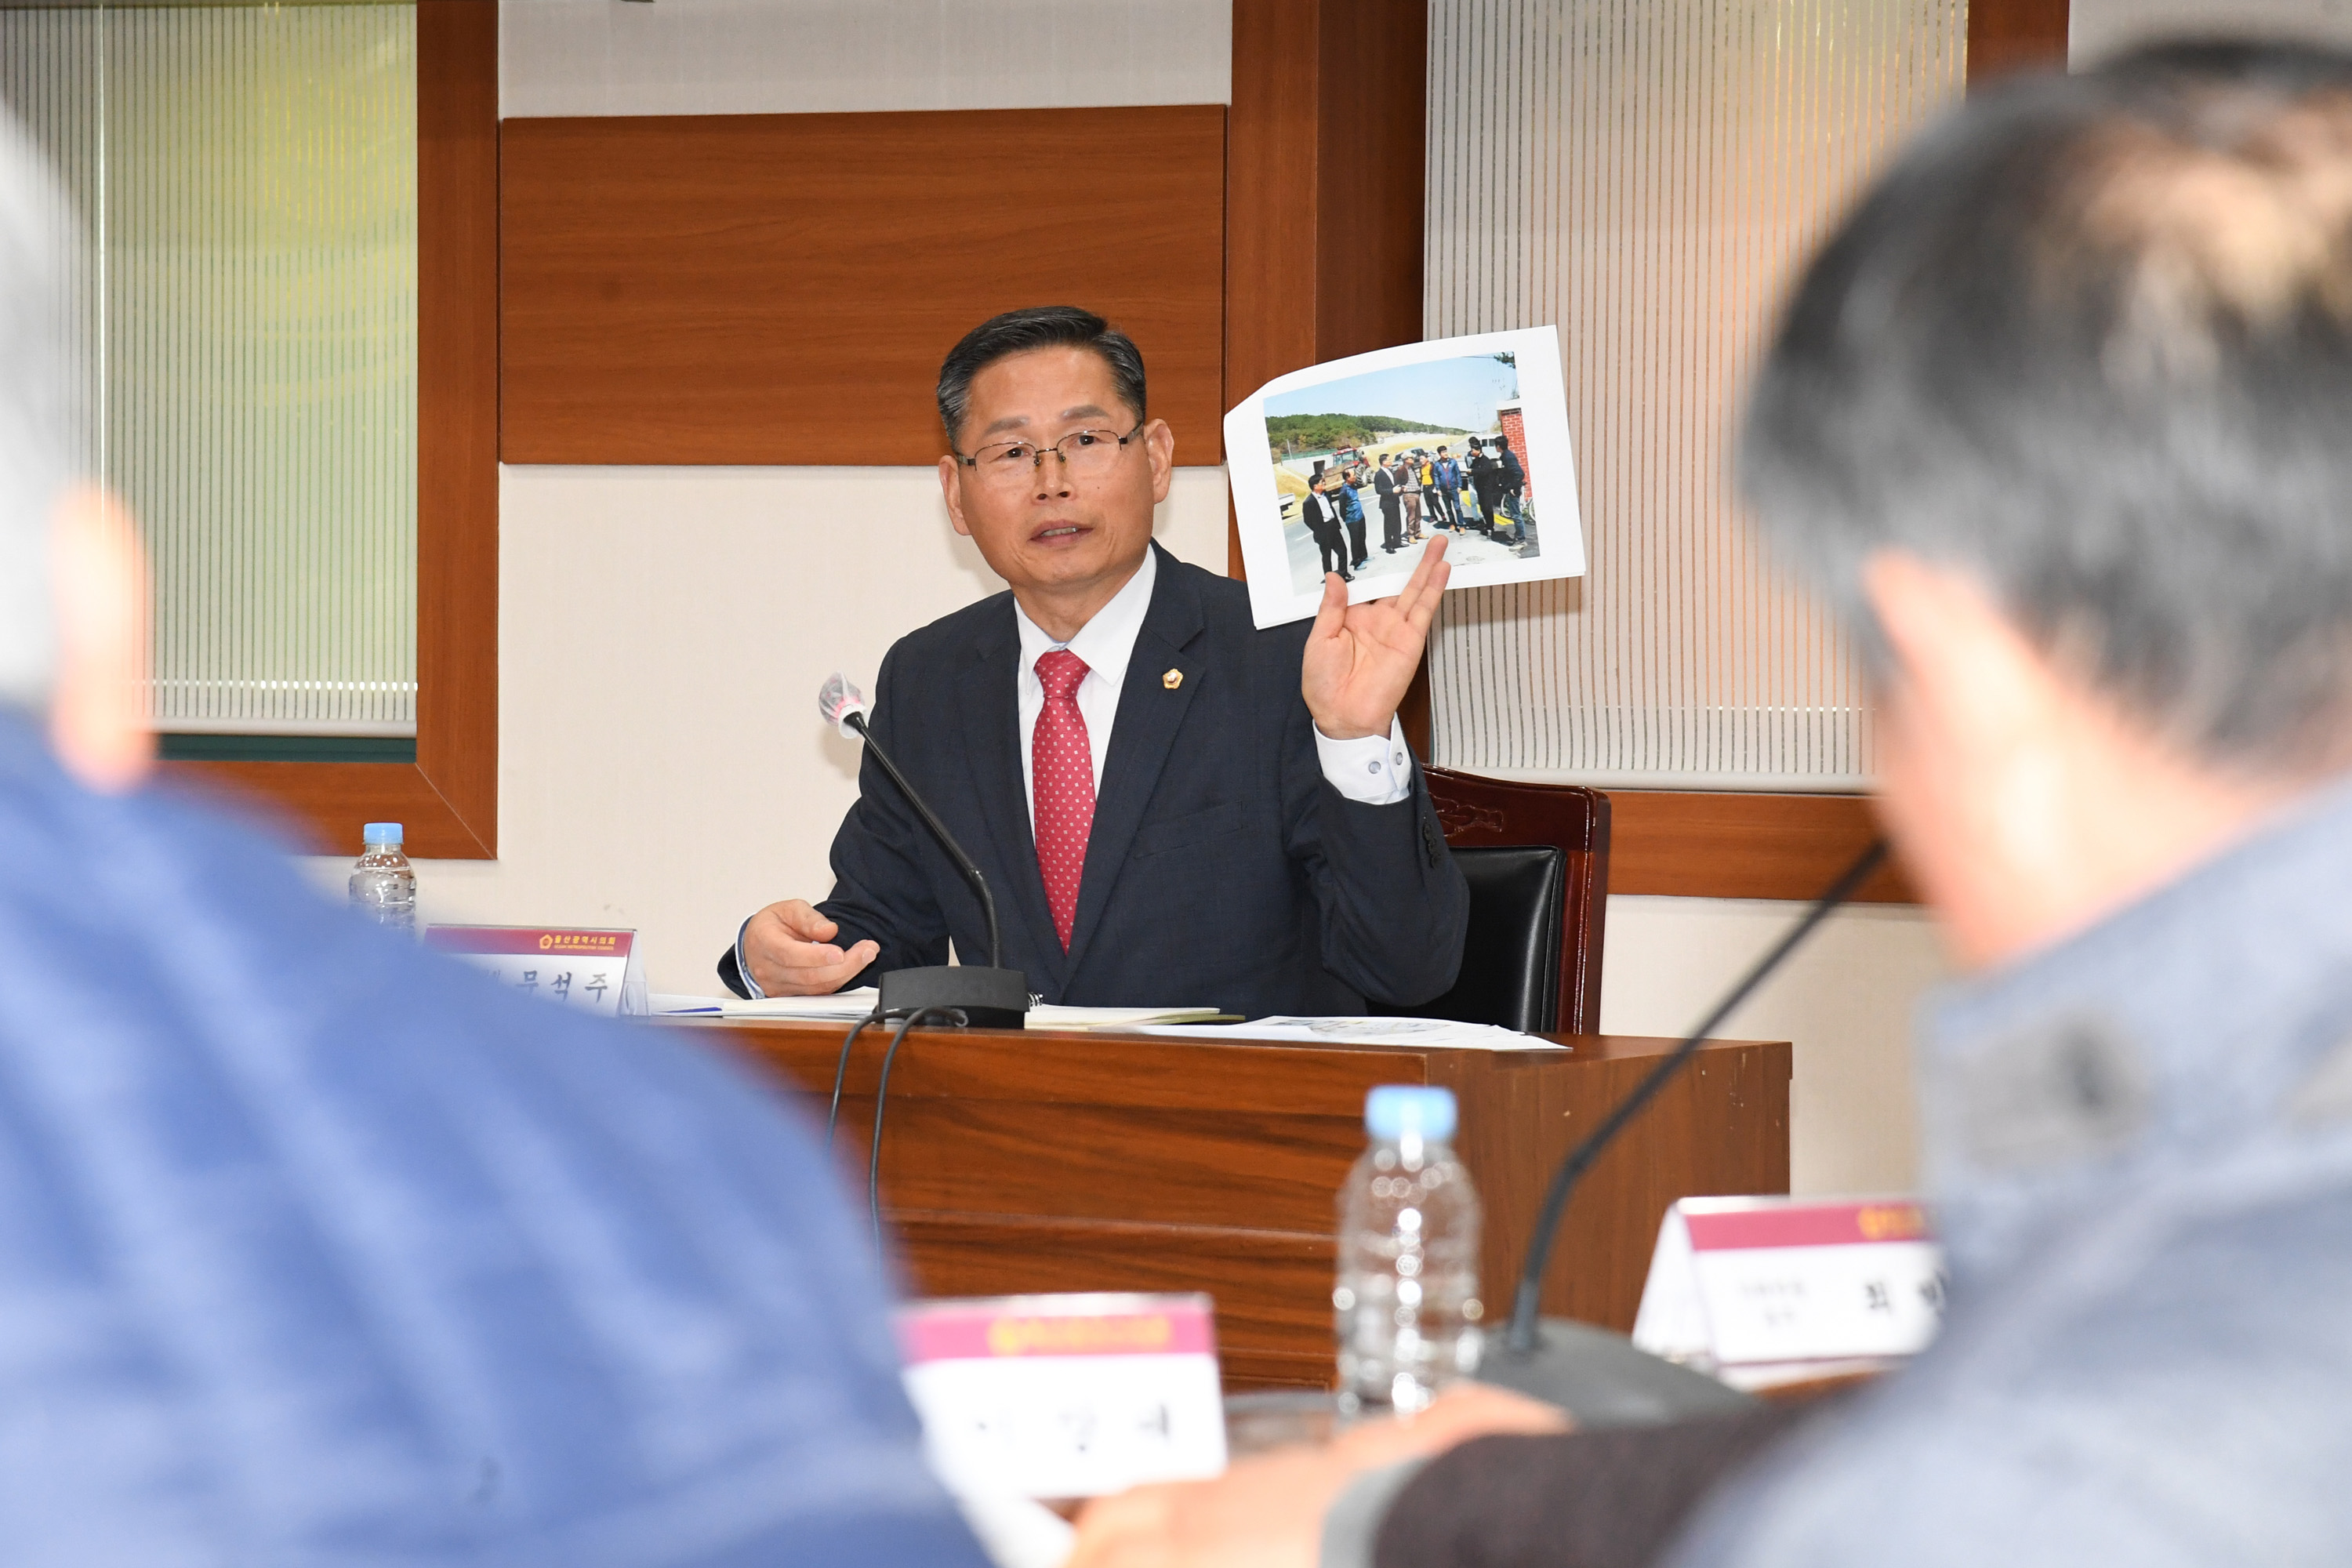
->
[1302,535,1450,740]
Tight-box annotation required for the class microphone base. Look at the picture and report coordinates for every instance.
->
[1475,1318,1755,1428]
[877,966,1031,1029]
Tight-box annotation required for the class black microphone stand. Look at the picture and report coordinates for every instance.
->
[840,710,1029,1028]
[1476,838,1890,1421]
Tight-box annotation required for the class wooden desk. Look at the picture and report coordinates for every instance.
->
[685,1020,1791,1388]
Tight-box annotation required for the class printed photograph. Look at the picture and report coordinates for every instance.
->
[1264,352,1541,598]
[1224,327,1584,629]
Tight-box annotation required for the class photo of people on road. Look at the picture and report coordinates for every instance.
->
[1267,352,1539,597]
[1224,328,1584,628]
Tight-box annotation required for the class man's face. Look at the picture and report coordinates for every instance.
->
[937,344,1174,602]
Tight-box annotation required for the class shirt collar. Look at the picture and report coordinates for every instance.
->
[1012,545,1158,693]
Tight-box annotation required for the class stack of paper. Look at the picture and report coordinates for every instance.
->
[720,989,884,1022]
[715,991,1231,1031]
[1134,1016,1562,1051]
[1025,1005,1232,1031]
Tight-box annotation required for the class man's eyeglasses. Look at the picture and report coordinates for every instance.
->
[955,423,1144,488]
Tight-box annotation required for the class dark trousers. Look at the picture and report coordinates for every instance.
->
[1381,499,1403,550]
[1474,485,1503,533]
[1346,515,1368,564]
[1429,485,1460,528]
[1315,528,1349,577]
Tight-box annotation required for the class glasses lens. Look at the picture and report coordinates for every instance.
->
[1058,429,1126,478]
[971,441,1037,484]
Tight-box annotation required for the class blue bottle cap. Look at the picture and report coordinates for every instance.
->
[362,822,404,846]
[1366,1084,1457,1142]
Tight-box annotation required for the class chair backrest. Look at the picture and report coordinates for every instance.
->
[1381,845,1566,1033]
[1419,768,1611,1034]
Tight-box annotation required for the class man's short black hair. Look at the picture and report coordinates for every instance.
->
[1743,41,2352,771]
[936,306,1149,450]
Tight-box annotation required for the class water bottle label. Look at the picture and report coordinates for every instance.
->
[422,926,644,1017]
[897,1293,1227,1500]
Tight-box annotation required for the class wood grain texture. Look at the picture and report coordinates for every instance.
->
[702,1018,1789,1389]
[499,107,1227,467]
[160,0,500,860]
[1968,0,2071,88]
[1226,0,1429,575]
[1608,790,1916,904]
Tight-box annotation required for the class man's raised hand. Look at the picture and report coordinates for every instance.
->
[1300,534,1451,741]
[740,899,879,996]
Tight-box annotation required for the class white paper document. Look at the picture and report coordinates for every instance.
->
[648,993,726,1016]
[1134,1016,1562,1050]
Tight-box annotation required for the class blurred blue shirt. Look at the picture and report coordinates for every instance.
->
[0,715,989,1566]
[1672,776,2352,1567]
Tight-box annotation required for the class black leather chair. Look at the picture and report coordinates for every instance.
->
[1382,845,1566,1033]
[1380,768,1611,1035]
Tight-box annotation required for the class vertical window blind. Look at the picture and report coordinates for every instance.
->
[0,3,417,737]
[1424,0,1964,789]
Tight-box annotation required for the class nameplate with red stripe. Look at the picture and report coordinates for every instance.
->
[897,1293,1226,1500]
[423,925,643,1016]
[1632,1196,1947,1377]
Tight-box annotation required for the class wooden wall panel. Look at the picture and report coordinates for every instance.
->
[1969,0,2071,88]
[1228,0,1429,573]
[1609,791,1916,904]
[499,106,1229,468]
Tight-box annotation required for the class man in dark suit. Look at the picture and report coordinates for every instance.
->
[1469,440,1507,537]
[1301,474,1352,582]
[1374,456,1403,552]
[720,306,1468,1016]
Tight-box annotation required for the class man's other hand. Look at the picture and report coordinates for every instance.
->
[741,899,879,996]
[1301,535,1451,741]
[1065,1382,1566,1568]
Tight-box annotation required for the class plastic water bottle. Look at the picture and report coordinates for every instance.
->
[348,822,416,934]
[1335,1085,1483,1415]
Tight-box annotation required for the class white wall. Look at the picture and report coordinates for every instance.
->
[1599,898,1945,1195]
[500,0,1232,116]
[2073,0,2352,63]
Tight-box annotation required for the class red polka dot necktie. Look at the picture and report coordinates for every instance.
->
[1033,648,1096,952]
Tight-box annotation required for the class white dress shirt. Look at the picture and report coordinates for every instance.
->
[1011,547,1413,812]
[737,550,1414,996]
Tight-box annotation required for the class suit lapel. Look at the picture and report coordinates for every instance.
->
[1065,547,1206,975]
[956,604,1065,989]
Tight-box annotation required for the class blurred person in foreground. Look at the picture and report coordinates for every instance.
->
[1073,39,2352,1568]
[0,119,989,1567]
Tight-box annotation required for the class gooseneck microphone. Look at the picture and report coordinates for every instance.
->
[1479,837,1891,1418]
[818,673,1029,1028]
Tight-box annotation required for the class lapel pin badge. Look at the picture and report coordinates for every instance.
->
[1163,668,1184,690]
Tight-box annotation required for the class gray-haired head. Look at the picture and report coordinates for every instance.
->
[0,110,78,710]
[936,305,1147,452]
[1741,41,2352,775]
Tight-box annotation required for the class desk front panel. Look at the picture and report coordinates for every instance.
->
[693,1022,1790,1388]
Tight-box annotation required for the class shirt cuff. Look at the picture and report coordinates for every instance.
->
[733,914,767,1000]
[1316,716,1414,806]
[1319,1457,1431,1568]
